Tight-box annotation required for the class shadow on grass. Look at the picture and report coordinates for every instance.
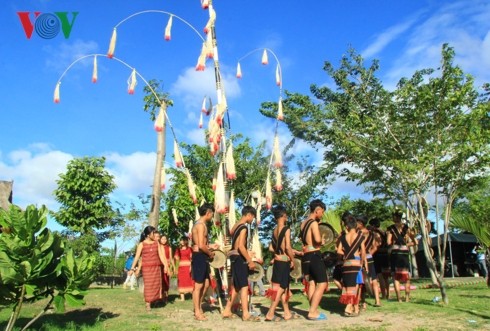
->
[456,294,490,299]
[0,308,119,331]
[452,308,490,320]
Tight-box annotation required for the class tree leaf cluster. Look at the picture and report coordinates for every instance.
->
[0,204,95,330]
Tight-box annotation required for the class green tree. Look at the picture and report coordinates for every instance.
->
[451,176,490,246]
[261,44,490,304]
[0,205,94,331]
[51,156,118,234]
[51,156,122,279]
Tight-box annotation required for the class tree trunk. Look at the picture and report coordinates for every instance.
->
[148,102,167,228]
[410,247,419,279]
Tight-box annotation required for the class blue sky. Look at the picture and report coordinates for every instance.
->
[1,0,489,228]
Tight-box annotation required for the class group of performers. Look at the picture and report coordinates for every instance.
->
[126,225,198,310]
[331,208,418,317]
[128,199,418,321]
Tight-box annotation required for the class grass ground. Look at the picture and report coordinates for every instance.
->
[0,277,488,331]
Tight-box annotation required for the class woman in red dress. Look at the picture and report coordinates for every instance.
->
[159,234,174,303]
[129,226,169,311]
[174,237,193,301]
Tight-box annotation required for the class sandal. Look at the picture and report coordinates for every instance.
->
[284,312,301,320]
[222,313,239,320]
[265,316,284,322]
[242,315,261,322]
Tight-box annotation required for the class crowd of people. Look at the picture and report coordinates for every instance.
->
[123,199,430,322]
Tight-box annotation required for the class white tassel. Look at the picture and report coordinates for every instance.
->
[198,111,203,129]
[236,62,242,78]
[92,56,98,83]
[225,143,236,180]
[215,163,227,213]
[154,105,165,132]
[274,168,283,191]
[172,208,179,225]
[228,190,236,230]
[127,69,137,94]
[275,64,281,86]
[107,28,117,58]
[261,49,268,65]
[164,15,173,41]
[265,175,272,210]
[160,165,166,190]
[174,140,183,167]
[53,82,60,103]
[185,169,197,204]
[277,96,284,121]
[273,135,283,167]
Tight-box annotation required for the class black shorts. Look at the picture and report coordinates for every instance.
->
[301,251,327,283]
[333,264,343,282]
[230,255,248,290]
[271,260,290,289]
[367,256,377,279]
[373,251,389,274]
[191,252,210,284]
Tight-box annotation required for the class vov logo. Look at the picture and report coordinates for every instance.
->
[17,12,79,39]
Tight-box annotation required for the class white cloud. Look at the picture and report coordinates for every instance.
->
[43,39,99,73]
[0,144,73,209]
[105,151,156,199]
[362,15,419,59]
[185,128,207,145]
[170,64,242,113]
[383,0,490,88]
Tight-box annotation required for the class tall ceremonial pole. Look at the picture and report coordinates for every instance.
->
[204,0,231,310]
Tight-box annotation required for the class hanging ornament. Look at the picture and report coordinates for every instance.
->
[273,134,283,167]
[277,96,284,121]
[195,206,200,220]
[172,208,179,225]
[274,168,283,191]
[275,64,281,86]
[206,32,214,59]
[188,218,193,237]
[228,190,236,229]
[195,42,206,71]
[160,165,166,190]
[256,198,263,225]
[236,62,242,78]
[265,175,272,210]
[252,230,263,261]
[225,143,236,180]
[154,105,165,132]
[164,15,173,41]
[92,56,98,83]
[201,0,209,9]
[201,97,207,113]
[204,5,216,34]
[261,49,269,65]
[53,82,60,103]
[212,176,217,191]
[174,140,183,167]
[185,169,197,204]
[127,69,137,94]
[107,28,117,58]
[206,97,213,116]
[198,111,203,129]
[215,163,227,213]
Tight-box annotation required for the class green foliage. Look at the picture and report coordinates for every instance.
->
[51,157,119,234]
[0,205,95,330]
[451,176,490,246]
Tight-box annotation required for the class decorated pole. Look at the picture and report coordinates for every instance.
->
[106,10,206,227]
